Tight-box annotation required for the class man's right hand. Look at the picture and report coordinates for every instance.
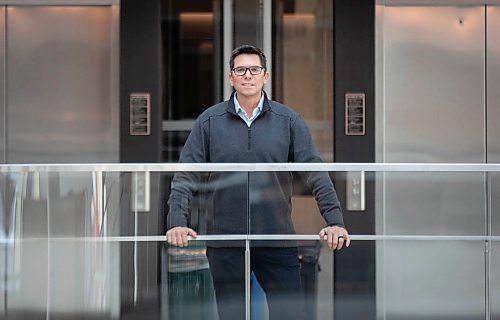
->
[166,227,197,247]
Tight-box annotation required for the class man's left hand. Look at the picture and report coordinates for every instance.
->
[319,226,350,250]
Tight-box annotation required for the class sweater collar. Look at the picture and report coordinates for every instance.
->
[226,91,271,115]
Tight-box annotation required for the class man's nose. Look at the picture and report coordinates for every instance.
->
[243,69,252,78]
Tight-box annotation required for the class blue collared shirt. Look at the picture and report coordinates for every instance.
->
[234,93,264,127]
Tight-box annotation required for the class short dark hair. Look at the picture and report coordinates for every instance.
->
[229,45,267,71]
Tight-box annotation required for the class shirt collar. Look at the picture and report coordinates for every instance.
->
[234,93,264,117]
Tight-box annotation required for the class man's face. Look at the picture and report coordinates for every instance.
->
[229,54,269,100]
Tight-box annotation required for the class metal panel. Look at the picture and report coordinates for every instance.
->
[382,5,486,233]
[383,6,485,163]
[487,6,500,318]
[0,8,5,315]
[487,7,500,163]
[0,7,4,163]
[377,6,487,319]
[6,6,118,163]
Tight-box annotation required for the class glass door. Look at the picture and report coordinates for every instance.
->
[162,0,223,162]
[162,0,333,162]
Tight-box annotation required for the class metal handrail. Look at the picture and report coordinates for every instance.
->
[2,234,500,243]
[1,162,500,172]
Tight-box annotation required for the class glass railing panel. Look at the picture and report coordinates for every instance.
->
[163,239,244,320]
[379,169,489,319]
[0,163,498,320]
[382,171,486,236]
[315,242,335,319]
[0,170,138,318]
[246,239,334,320]
[7,240,48,318]
[491,172,500,237]
[0,171,124,238]
[49,238,121,319]
[247,169,338,320]
[1,172,47,318]
[492,241,500,319]
[0,170,250,239]
[382,240,485,320]
[248,171,338,237]
[167,170,249,238]
[166,168,249,319]
[0,244,5,315]
[0,238,122,319]
[162,241,217,319]
[490,172,500,318]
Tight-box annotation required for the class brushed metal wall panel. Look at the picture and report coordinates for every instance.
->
[383,6,485,163]
[377,6,487,319]
[487,7,500,163]
[488,6,500,318]
[0,8,4,163]
[6,6,118,163]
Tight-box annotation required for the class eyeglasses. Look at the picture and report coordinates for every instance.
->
[232,66,265,76]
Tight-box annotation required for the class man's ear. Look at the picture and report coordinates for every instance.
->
[263,71,270,84]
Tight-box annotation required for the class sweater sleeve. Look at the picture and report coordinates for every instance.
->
[291,115,345,227]
[166,117,209,229]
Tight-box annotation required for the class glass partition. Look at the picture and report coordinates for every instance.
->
[382,171,486,236]
[0,163,498,319]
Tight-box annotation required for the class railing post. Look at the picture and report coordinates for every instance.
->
[245,238,251,320]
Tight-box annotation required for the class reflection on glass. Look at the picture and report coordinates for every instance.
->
[273,0,334,161]
[0,172,123,318]
[164,242,215,319]
[163,240,245,320]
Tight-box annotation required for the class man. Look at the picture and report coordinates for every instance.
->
[166,45,349,320]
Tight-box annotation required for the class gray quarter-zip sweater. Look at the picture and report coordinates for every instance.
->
[167,92,344,245]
